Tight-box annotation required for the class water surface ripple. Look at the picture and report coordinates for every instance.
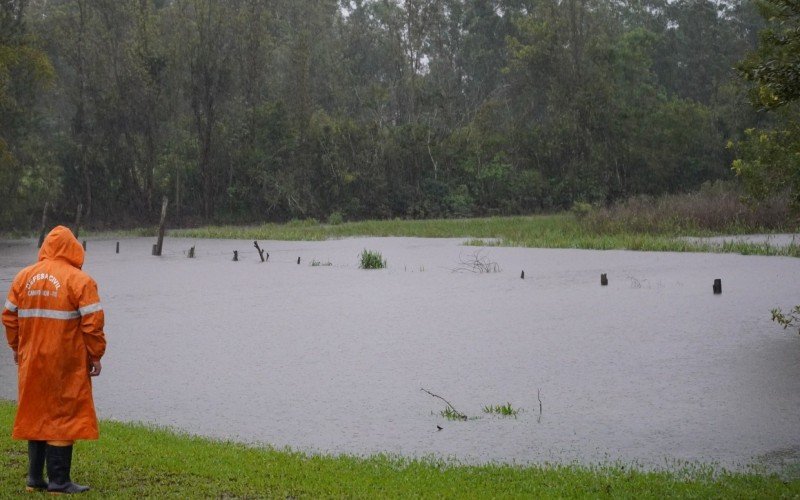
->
[1,236,799,471]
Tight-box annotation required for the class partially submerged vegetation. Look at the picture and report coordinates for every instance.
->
[156,183,800,258]
[483,403,520,418]
[359,249,386,269]
[0,402,797,498]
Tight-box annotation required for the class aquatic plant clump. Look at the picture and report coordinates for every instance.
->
[359,249,386,269]
[483,403,520,418]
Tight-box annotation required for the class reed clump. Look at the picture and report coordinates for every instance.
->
[580,181,795,234]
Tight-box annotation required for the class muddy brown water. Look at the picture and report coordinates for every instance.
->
[1,236,799,472]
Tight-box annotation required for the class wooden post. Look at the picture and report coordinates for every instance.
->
[175,166,181,220]
[520,270,525,279]
[154,196,168,257]
[297,256,301,265]
[713,279,722,294]
[188,246,195,259]
[73,203,83,239]
[152,244,157,255]
[233,250,238,261]
[116,241,120,254]
[601,273,608,286]
[253,241,265,262]
[37,202,49,248]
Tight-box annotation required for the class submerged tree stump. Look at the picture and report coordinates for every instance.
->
[154,196,168,256]
[233,250,238,262]
[601,273,608,286]
[713,279,722,294]
[254,241,265,262]
[116,241,120,254]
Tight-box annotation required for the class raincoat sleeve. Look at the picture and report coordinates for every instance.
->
[77,278,106,361]
[3,279,20,352]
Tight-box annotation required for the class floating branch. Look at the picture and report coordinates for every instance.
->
[420,388,467,420]
[537,388,543,424]
[451,250,500,273]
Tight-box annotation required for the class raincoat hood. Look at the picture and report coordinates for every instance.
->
[38,226,84,269]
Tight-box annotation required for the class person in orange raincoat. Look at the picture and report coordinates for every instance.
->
[2,225,106,494]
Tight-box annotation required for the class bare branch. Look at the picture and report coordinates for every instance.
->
[450,250,500,273]
[420,388,467,420]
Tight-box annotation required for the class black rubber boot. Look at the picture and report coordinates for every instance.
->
[25,440,48,491]
[46,444,89,494]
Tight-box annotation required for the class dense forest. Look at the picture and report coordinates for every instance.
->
[0,0,790,229]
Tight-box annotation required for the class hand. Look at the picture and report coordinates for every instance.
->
[89,358,102,377]
[13,351,18,365]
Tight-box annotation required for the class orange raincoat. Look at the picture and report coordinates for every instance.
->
[2,226,106,440]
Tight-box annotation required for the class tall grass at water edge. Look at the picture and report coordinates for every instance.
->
[60,183,799,256]
[0,402,797,498]
[166,214,800,257]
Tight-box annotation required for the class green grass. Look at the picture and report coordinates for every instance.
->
[359,249,386,269]
[162,215,800,257]
[483,403,520,418]
[0,402,797,498]
[439,406,468,421]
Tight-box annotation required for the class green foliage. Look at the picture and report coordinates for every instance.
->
[738,0,800,109]
[359,249,386,269]
[327,211,344,225]
[0,0,785,229]
[731,115,800,212]
[0,3,55,230]
[439,406,468,421]
[771,305,800,335]
[168,209,800,258]
[733,0,800,215]
[483,403,520,418]
[571,202,593,219]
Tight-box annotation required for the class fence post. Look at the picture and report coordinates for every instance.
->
[37,202,50,248]
[73,203,83,239]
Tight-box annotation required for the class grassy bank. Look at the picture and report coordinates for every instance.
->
[0,403,797,498]
[164,214,800,257]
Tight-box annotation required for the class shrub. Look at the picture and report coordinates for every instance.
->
[328,211,344,225]
[570,201,593,219]
[359,249,386,269]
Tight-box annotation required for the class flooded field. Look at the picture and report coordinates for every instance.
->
[1,236,799,471]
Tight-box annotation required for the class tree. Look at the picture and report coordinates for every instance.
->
[739,0,800,109]
[0,0,55,229]
[734,0,800,212]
